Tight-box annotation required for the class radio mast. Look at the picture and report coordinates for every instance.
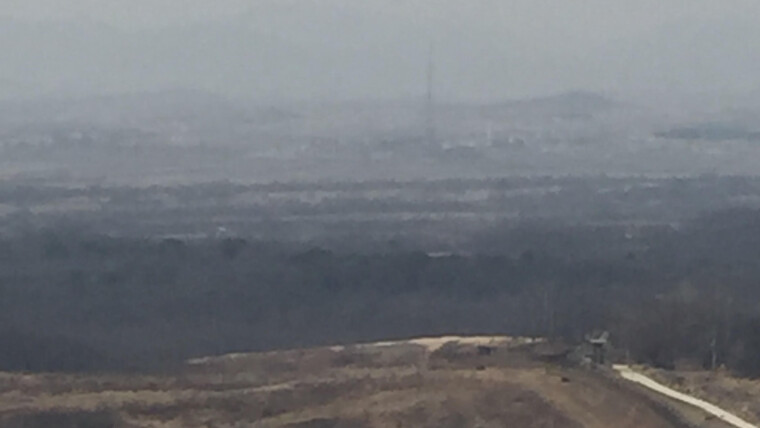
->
[426,42,436,146]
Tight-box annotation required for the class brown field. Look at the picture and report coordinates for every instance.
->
[0,337,739,427]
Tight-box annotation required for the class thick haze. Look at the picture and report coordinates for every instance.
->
[2,0,760,103]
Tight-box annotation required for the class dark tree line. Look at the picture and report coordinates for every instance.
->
[1,209,760,376]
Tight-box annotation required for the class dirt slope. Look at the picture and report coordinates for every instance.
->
[0,337,736,427]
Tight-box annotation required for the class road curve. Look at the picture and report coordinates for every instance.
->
[614,365,757,428]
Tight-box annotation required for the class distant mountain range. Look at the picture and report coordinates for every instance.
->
[501,91,622,117]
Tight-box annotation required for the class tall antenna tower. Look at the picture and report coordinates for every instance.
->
[425,42,436,146]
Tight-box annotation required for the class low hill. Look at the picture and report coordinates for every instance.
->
[0,336,735,427]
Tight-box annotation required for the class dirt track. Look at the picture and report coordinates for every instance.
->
[615,365,757,428]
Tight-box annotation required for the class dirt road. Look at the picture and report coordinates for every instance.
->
[615,365,758,428]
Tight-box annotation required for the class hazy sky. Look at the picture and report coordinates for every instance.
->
[2,1,760,102]
[2,0,250,27]
[4,0,756,31]
[0,1,748,25]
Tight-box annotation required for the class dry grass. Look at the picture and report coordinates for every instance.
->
[0,337,727,427]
